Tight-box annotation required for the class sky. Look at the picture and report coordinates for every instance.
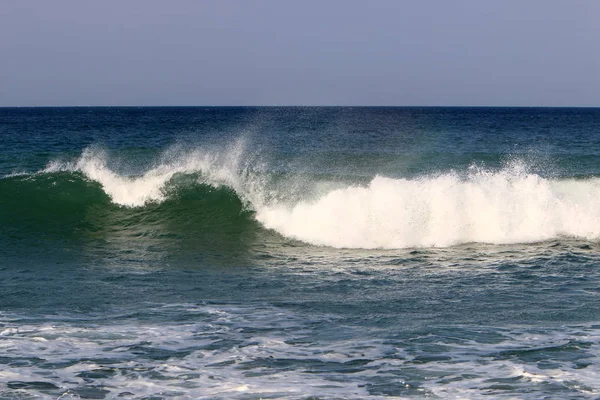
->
[1,1,599,107]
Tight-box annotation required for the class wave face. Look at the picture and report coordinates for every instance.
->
[0,144,260,251]
[3,143,600,249]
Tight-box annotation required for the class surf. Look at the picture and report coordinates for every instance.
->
[4,143,600,249]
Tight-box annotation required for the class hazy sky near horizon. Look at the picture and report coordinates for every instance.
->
[1,1,599,106]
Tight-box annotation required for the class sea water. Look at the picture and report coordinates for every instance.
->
[1,107,600,399]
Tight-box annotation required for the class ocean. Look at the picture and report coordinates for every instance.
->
[1,106,600,399]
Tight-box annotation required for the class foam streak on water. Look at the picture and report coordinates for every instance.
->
[1,306,599,400]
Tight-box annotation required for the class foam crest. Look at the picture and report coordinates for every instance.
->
[257,165,600,248]
[45,139,257,207]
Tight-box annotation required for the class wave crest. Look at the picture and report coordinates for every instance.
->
[44,139,260,208]
[257,164,600,248]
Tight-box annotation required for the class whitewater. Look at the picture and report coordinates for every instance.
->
[37,142,600,249]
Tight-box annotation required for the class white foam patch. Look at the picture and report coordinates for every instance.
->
[2,171,30,178]
[418,328,600,399]
[0,306,380,399]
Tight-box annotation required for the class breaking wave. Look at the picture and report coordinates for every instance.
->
[3,141,600,249]
[259,166,600,248]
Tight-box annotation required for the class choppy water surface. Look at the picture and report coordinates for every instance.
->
[1,107,600,399]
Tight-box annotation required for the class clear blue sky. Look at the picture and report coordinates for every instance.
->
[1,1,599,106]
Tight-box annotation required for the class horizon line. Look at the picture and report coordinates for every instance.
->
[1,105,600,109]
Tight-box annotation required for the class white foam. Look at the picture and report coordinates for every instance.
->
[2,306,599,399]
[257,163,600,248]
[0,305,380,399]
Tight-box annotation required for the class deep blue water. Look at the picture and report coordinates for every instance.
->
[1,107,600,399]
